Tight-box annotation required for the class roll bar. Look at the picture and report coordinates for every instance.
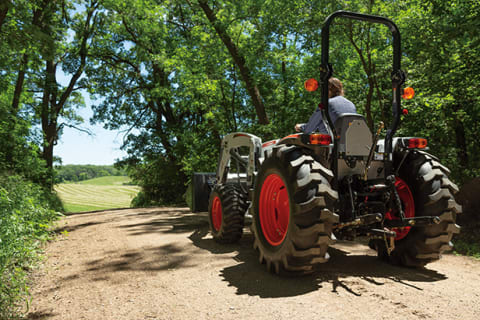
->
[320,11,405,163]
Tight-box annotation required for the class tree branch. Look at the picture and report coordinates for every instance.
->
[57,122,93,136]
[197,0,269,124]
[57,1,98,112]
[0,0,10,33]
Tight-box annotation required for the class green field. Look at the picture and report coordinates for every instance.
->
[55,176,140,212]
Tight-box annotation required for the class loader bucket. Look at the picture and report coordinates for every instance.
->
[187,172,216,213]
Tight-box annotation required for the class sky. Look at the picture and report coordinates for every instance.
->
[54,72,128,165]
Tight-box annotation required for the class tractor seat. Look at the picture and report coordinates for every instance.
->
[334,113,373,157]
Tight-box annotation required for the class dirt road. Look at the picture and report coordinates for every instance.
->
[28,207,480,320]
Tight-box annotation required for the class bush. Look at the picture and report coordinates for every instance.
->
[127,157,187,207]
[54,165,127,183]
[0,175,60,319]
[454,177,480,259]
[454,237,480,260]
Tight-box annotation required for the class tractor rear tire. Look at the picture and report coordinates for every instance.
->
[250,145,338,275]
[373,150,461,267]
[208,184,248,244]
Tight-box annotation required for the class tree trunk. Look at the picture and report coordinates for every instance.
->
[11,2,46,112]
[42,124,56,170]
[0,1,9,32]
[281,35,288,126]
[40,59,56,188]
[6,4,46,166]
[11,54,29,113]
[4,53,29,165]
[197,0,269,124]
[453,104,469,172]
[348,23,375,131]
[365,79,374,130]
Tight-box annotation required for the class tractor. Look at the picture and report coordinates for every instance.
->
[190,11,461,275]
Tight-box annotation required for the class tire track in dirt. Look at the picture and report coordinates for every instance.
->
[28,207,480,320]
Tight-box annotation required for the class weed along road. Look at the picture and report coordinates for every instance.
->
[29,208,479,320]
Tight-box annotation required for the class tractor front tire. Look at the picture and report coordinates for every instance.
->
[250,145,338,275]
[373,150,461,267]
[208,184,248,244]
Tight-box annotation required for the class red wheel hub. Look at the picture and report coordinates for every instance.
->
[385,177,415,240]
[211,196,222,231]
[259,174,290,246]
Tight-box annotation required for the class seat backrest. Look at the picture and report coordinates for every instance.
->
[334,113,372,157]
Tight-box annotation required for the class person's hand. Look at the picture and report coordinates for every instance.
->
[295,123,304,132]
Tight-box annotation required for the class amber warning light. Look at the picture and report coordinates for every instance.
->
[310,134,332,145]
[402,87,415,100]
[407,138,427,149]
[304,78,319,92]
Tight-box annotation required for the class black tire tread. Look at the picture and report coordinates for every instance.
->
[381,150,462,267]
[251,145,338,275]
[208,184,248,244]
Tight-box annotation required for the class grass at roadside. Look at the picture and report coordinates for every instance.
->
[1,176,59,319]
[454,240,480,259]
[55,176,140,213]
[454,232,480,260]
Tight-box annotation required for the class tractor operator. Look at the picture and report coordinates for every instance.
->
[295,77,357,134]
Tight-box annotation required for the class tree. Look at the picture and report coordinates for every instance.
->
[398,0,480,182]
[87,0,223,203]
[32,0,99,187]
[0,0,50,181]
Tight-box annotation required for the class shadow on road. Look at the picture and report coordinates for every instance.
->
[54,221,106,234]
[118,209,207,236]
[189,226,447,298]
[83,243,200,275]
[54,208,448,299]
[27,311,57,319]
[119,210,448,298]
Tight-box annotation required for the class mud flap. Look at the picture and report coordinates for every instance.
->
[187,173,216,212]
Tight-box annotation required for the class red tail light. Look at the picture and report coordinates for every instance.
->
[407,138,427,149]
[310,134,332,145]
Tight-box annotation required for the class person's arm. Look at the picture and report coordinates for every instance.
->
[303,108,327,134]
[295,123,306,132]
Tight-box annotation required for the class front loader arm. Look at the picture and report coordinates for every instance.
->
[216,133,263,187]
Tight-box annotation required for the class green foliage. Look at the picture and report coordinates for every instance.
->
[127,156,187,206]
[54,164,126,183]
[0,175,60,319]
[454,238,480,260]
[79,0,480,207]
[398,0,480,183]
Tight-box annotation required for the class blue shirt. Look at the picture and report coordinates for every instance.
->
[302,96,357,134]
